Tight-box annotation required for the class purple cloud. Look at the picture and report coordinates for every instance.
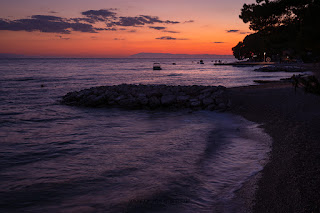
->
[0,16,96,34]
[184,20,194,23]
[108,15,179,27]
[0,9,183,35]
[163,30,179,33]
[149,26,166,30]
[56,35,70,40]
[81,9,116,23]
[69,17,95,24]
[165,20,180,24]
[226,29,251,34]
[156,36,188,40]
[95,27,117,31]
[30,15,63,21]
[226,29,240,33]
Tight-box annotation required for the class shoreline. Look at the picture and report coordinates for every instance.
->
[59,67,320,212]
[228,81,320,212]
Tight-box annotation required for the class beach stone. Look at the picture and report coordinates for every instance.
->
[201,88,211,94]
[217,103,226,110]
[63,92,76,102]
[218,85,226,91]
[213,89,225,97]
[137,94,148,105]
[83,90,92,97]
[61,84,229,111]
[227,99,232,108]
[203,97,215,106]
[198,94,207,101]
[105,90,118,100]
[161,95,176,105]
[177,95,190,103]
[149,96,161,108]
[190,99,201,107]
[115,95,126,103]
[95,94,106,103]
[118,97,135,107]
[146,90,161,98]
[206,104,216,111]
[84,95,100,106]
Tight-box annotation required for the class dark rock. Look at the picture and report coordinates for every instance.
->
[254,65,307,72]
[190,99,201,107]
[177,95,190,103]
[202,97,215,106]
[206,104,216,111]
[161,95,176,105]
[115,95,126,103]
[149,96,161,109]
[217,103,226,111]
[137,94,148,105]
[61,84,229,111]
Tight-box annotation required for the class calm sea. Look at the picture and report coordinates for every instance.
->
[0,58,297,212]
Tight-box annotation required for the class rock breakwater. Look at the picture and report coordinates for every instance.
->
[254,65,307,72]
[61,84,230,111]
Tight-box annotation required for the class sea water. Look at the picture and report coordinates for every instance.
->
[0,58,295,212]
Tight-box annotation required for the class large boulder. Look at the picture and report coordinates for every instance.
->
[161,95,176,106]
[177,95,190,104]
[149,96,161,109]
[137,94,148,105]
[202,97,215,106]
[190,99,201,107]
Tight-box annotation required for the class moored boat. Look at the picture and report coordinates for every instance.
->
[153,63,162,70]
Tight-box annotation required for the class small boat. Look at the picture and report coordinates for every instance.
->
[153,63,162,70]
[200,60,204,64]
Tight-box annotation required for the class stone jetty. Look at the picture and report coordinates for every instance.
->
[61,84,230,111]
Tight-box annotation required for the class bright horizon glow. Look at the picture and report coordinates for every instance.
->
[0,0,255,58]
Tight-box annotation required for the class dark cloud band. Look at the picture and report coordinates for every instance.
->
[156,36,188,40]
[149,26,166,30]
[81,9,116,23]
[226,29,251,34]
[108,15,179,27]
[226,29,240,33]
[0,16,96,34]
[0,9,181,34]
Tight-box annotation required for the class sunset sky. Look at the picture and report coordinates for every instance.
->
[0,0,255,57]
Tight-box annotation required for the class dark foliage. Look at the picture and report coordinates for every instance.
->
[233,0,320,62]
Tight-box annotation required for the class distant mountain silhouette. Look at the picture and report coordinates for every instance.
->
[129,52,234,59]
[0,53,25,58]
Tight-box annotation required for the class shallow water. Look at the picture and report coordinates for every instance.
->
[0,58,276,212]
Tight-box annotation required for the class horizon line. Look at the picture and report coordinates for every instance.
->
[0,53,235,59]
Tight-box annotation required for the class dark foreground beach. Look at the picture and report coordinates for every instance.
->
[229,81,320,212]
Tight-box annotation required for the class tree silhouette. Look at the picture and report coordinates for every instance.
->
[233,0,320,62]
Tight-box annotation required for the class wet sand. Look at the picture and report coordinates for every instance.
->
[228,81,320,212]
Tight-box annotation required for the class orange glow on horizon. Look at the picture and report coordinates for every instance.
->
[0,0,254,57]
[0,29,248,57]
